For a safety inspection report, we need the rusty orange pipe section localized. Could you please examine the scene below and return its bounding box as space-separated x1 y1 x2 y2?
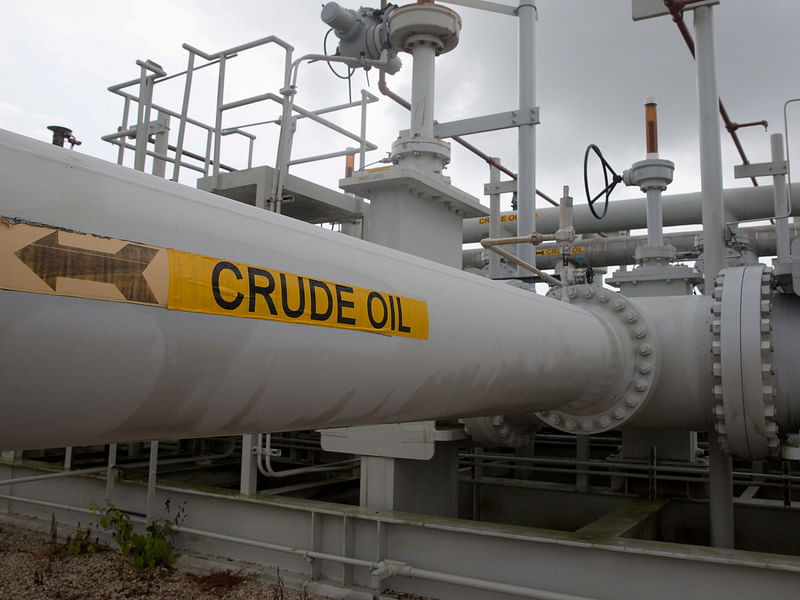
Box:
645 99 658 155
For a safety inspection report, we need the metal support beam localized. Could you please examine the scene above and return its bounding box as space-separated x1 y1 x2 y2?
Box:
694 4 733 549
516 2 537 273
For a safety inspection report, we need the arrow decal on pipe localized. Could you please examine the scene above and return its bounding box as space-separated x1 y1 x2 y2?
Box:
14 231 159 304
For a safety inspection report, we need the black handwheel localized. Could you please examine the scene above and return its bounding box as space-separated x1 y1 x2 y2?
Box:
583 144 623 220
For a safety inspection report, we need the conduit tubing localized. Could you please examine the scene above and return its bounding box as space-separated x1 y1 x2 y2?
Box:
0 129 621 451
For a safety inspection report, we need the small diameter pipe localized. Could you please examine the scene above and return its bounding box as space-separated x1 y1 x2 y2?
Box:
480 235 562 287
384 563 597 600
257 433 358 478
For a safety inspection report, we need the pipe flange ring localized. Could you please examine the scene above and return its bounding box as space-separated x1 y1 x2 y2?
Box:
711 265 778 458
537 286 657 435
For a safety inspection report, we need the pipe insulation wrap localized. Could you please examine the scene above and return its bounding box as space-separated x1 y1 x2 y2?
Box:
0 129 623 450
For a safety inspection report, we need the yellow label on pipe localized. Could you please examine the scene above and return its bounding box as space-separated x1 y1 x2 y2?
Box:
0 220 429 340
168 250 429 340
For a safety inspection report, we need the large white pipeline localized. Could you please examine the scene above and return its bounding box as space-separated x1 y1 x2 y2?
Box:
0 130 797 456
0 129 623 450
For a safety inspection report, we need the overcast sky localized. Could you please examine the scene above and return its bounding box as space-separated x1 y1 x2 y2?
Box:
2 1 798 214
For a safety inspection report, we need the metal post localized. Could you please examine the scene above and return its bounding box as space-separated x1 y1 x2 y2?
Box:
172 49 196 182
771 133 791 262
271 94 296 212
576 436 588 492
134 67 153 172
489 157 502 278
146 440 159 524
151 111 170 178
240 434 258 495
695 4 734 549
212 55 227 188
516 2 537 272
105 443 117 505
117 98 130 166
360 90 369 170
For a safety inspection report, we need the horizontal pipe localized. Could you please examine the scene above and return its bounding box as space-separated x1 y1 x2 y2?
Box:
0 129 624 450
462 183 800 242
464 223 800 270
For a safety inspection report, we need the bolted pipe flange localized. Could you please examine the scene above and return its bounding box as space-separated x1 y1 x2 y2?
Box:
711 265 778 459
536 285 658 435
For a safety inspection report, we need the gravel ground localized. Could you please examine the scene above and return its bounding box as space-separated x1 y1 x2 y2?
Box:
0 516 318 600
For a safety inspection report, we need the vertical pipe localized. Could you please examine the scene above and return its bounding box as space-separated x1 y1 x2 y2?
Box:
517 2 537 272
646 189 664 247
695 6 725 282
172 50 195 182
489 157 502 278
360 90 369 170
771 133 791 262
410 43 436 140
695 5 733 549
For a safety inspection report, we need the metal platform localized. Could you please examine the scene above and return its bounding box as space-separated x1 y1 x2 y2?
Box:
197 166 363 224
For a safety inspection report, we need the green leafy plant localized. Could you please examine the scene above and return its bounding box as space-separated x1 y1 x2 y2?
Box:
59 527 99 557
90 501 185 570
